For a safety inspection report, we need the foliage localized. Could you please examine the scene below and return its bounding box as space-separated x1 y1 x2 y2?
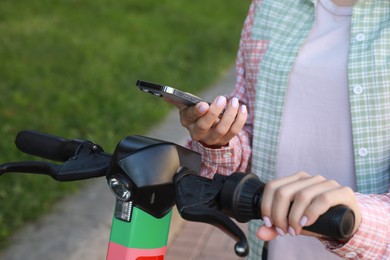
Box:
0 0 249 247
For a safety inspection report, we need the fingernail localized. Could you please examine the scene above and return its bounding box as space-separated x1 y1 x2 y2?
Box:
240 105 247 113
275 227 285 236
198 103 208 113
263 217 272 228
288 226 296 236
216 96 226 107
299 216 308 227
231 97 239 108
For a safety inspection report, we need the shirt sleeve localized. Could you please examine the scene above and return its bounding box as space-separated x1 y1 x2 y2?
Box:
185 0 259 178
187 127 252 178
320 192 390 259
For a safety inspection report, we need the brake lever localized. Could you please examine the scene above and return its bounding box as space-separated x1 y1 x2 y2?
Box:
174 167 249 257
55 141 111 181
0 161 60 178
0 141 111 181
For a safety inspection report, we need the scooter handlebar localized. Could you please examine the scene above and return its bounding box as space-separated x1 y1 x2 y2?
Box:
15 130 85 162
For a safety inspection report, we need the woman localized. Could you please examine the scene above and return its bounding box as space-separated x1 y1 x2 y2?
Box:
168 0 389 259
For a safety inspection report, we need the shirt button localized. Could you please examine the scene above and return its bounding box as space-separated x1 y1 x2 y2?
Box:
223 152 232 158
345 252 357 258
358 148 368 157
356 33 366 42
353 85 363 95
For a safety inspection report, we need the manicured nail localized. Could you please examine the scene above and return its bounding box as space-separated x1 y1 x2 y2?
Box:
198 103 208 113
263 217 272 228
240 105 247 113
216 96 226 107
299 216 308 227
288 226 296 236
231 97 239 108
275 227 285 236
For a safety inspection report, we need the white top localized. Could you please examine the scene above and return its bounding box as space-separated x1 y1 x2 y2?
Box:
271 0 355 259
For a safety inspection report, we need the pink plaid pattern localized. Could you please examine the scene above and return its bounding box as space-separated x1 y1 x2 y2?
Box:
321 192 390 259
189 0 264 178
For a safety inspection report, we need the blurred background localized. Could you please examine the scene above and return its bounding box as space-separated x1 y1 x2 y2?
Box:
0 0 249 249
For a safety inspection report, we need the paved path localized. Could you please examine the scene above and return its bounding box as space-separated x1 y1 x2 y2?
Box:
0 66 248 260
166 220 248 260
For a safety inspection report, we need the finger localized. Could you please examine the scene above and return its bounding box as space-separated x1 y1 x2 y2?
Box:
179 102 209 127
207 97 240 141
192 96 226 136
271 175 327 233
261 172 310 229
303 186 355 228
196 102 247 147
287 177 338 234
221 104 247 142
199 96 226 128
194 102 210 117
256 225 278 241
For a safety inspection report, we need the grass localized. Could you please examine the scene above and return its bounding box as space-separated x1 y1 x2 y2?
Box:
0 0 250 248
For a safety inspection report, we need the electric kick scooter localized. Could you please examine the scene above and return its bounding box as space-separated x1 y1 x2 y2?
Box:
0 130 355 259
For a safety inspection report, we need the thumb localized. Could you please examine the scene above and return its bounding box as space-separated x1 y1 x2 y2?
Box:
193 101 209 116
256 225 278 241
179 102 209 124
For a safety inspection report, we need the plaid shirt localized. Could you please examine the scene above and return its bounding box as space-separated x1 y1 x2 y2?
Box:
188 0 390 259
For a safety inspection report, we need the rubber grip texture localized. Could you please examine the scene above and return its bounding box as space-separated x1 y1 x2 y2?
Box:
15 130 84 162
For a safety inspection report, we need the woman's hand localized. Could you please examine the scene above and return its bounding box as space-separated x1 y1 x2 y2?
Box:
166 95 247 147
257 172 362 241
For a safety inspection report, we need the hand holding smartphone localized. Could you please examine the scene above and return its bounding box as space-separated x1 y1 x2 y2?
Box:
136 80 245 148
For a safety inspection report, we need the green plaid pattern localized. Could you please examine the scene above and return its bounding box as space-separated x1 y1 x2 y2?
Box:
347 1 390 194
248 0 390 259
251 0 315 184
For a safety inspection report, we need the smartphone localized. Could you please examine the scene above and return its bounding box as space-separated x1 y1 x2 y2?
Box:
136 80 203 106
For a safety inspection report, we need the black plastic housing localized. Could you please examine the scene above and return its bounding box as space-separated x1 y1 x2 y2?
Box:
107 135 201 219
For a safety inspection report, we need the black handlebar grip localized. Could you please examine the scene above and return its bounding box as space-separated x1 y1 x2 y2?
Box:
15 130 85 162
304 204 355 240
221 172 355 240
